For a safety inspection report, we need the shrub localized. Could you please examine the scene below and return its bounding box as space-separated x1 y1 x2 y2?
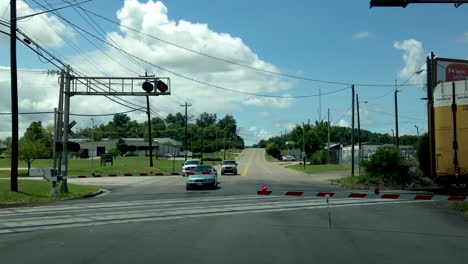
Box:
310 150 326 165
266 143 281 159
108 148 121 158
362 147 413 185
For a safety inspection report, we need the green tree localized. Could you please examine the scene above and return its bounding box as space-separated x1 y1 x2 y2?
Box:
112 113 131 127
196 112 217 128
22 121 53 158
19 139 47 175
266 142 281 159
116 138 128 155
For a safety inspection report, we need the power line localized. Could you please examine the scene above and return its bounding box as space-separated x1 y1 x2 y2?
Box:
28 12 350 99
80 7 424 88
360 106 425 121
16 0 93 20
0 107 144 116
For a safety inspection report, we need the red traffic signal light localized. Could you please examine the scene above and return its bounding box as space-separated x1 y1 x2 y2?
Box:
155 80 168 92
142 81 154 92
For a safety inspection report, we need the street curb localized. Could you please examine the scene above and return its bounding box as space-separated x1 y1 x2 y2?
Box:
80 188 107 198
0 189 109 209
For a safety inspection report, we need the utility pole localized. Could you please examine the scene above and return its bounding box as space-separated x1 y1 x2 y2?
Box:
302 122 306 168
10 0 18 192
50 108 58 197
351 84 355 177
146 95 154 167
223 132 226 160
319 88 322 121
91 118 95 171
395 79 400 149
200 126 204 163
190 128 193 153
356 94 361 176
56 69 65 189
414 125 419 137
61 65 71 193
327 108 331 164
181 102 191 161
215 127 218 158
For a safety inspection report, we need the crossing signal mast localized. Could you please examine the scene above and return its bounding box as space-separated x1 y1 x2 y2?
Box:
53 72 171 193
370 0 467 7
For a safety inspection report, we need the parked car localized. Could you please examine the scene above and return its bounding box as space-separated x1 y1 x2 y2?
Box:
221 160 238 175
0 153 8 159
163 153 173 158
282 155 296 161
186 165 218 190
182 159 201 175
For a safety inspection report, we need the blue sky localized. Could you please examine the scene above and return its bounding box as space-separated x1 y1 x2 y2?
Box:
1 0 467 145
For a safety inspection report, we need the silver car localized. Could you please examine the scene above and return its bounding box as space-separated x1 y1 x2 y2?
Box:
182 159 201 175
186 165 218 190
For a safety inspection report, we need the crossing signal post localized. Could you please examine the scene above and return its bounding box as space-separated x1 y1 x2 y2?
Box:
55 74 171 192
370 0 466 8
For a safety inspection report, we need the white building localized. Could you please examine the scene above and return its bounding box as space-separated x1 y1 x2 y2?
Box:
70 137 182 157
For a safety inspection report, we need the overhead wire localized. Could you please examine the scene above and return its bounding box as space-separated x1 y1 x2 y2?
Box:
79 7 424 88
0 107 144 116
36 8 351 98
31 0 167 116
5 24 148 112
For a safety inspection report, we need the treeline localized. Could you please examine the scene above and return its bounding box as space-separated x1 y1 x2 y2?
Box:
75 112 244 153
255 120 418 160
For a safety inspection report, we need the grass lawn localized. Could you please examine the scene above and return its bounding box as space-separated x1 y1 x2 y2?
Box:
0 180 100 205
0 149 244 177
287 164 351 174
453 202 468 217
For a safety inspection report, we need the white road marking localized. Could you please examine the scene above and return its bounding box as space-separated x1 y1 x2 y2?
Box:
0 195 425 234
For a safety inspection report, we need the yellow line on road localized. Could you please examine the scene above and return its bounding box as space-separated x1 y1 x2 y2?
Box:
242 162 251 177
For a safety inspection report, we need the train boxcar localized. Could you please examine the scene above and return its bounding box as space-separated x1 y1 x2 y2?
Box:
433 80 468 183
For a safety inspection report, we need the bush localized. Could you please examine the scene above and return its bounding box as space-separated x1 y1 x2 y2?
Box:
266 143 281 159
108 148 121 158
362 147 413 185
124 152 138 157
310 150 326 165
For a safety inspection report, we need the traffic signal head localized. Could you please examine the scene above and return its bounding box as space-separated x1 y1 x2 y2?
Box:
142 81 154 92
155 80 168 92
370 0 408 8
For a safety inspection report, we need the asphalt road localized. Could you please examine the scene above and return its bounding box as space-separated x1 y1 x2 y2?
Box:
1 148 467 264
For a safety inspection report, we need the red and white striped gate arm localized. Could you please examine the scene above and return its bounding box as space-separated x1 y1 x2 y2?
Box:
257 189 467 202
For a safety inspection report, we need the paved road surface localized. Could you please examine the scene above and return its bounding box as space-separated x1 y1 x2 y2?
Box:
1 148 467 264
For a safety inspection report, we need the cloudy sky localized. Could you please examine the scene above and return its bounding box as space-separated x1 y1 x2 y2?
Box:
0 0 467 145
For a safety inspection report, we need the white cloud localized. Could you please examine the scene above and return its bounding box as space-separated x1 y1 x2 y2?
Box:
393 39 426 85
244 96 295 108
458 32 468 43
335 119 349 127
256 129 274 140
0 0 71 47
352 31 375 40
0 0 296 138
248 126 257 132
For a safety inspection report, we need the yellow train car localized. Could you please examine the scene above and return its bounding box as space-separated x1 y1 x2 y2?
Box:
433 80 468 183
